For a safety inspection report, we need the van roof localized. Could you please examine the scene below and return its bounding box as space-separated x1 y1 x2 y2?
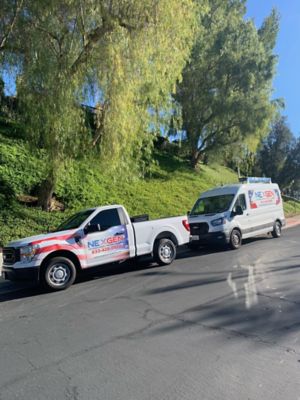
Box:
200 183 279 198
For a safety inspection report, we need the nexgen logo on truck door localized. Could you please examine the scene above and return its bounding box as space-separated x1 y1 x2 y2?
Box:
82 208 130 268
87 226 129 255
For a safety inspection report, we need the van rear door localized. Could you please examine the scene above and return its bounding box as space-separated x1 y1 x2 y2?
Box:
247 186 278 235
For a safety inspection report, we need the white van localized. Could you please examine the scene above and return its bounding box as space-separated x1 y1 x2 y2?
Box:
188 177 285 249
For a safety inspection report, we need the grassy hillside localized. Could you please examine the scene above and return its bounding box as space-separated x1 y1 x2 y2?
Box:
1 132 300 246
0 149 239 246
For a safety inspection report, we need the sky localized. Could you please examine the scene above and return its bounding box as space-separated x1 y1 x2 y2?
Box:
246 0 300 135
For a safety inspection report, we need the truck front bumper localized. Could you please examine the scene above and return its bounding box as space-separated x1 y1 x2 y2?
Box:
2 266 39 282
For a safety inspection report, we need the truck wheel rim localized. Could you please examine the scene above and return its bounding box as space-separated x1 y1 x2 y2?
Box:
48 264 71 286
159 244 174 262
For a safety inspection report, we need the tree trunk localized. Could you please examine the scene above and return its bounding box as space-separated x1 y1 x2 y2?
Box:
37 174 55 211
190 149 201 170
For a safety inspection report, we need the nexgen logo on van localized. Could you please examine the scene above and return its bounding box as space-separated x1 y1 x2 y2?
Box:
248 189 280 208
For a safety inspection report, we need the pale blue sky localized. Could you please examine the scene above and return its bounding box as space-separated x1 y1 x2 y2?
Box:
246 0 300 135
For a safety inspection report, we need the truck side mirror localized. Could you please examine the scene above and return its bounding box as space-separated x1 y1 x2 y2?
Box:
187 211 190 216
84 223 101 235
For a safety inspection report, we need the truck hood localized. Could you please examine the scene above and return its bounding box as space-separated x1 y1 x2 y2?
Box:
7 229 78 248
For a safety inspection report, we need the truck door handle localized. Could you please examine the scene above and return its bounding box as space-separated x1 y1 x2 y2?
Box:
114 232 123 236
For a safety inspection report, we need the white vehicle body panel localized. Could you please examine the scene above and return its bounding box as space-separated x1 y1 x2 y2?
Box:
2 205 189 279
189 183 285 244
133 216 190 256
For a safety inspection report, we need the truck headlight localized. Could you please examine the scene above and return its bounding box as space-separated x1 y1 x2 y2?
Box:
211 217 226 227
20 245 39 262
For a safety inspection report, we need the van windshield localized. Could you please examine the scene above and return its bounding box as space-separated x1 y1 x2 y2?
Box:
191 194 235 216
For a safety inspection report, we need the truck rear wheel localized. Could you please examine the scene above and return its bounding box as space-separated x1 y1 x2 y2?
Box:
154 238 176 266
41 257 76 291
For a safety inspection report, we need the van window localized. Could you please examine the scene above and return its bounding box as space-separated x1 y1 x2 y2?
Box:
233 194 247 212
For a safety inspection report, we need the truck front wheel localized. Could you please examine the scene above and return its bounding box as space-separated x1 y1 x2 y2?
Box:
41 257 76 291
154 238 176 266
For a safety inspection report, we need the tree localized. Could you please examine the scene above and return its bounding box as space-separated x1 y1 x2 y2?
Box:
2 0 197 209
257 116 294 184
279 138 300 191
175 0 279 168
0 0 24 53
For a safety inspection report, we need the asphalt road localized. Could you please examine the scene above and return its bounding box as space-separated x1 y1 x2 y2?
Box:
1 228 300 400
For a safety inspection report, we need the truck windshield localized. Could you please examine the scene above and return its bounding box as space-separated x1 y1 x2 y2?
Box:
55 209 95 232
191 194 235 216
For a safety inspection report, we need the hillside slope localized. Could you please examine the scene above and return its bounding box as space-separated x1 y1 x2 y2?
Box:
0 135 299 246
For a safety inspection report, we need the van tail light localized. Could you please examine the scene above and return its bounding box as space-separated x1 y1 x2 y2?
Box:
182 219 190 232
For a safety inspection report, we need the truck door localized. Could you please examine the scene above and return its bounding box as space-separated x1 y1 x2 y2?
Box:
82 208 131 268
231 193 250 235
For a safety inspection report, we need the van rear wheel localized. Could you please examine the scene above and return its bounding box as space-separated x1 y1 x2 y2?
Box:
229 229 242 250
272 221 281 238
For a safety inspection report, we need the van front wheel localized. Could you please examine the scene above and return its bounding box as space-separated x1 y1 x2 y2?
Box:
229 229 242 250
272 221 281 238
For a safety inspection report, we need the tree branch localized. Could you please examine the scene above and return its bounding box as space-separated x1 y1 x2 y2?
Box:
70 9 141 76
0 0 24 51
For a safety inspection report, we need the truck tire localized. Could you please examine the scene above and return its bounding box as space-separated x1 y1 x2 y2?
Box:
271 221 281 238
41 256 76 291
154 238 176 266
229 229 242 250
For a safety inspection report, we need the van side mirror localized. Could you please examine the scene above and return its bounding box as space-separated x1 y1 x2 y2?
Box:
235 205 244 216
84 224 101 234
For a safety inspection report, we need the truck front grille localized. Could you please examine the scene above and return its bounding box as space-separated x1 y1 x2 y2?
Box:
190 223 209 235
3 247 20 265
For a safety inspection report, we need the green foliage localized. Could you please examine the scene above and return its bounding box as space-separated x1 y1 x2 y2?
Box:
0 134 46 195
0 148 238 246
282 197 300 217
176 0 279 167
257 116 294 185
0 203 66 246
0 137 298 246
2 0 198 208
279 138 300 190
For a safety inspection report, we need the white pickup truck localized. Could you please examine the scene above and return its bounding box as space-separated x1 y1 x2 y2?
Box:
2 205 190 290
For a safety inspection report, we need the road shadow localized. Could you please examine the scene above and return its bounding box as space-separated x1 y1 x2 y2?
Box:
142 259 300 347
0 258 161 302
0 234 286 303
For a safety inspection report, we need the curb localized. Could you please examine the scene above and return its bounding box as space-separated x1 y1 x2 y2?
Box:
285 216 300 229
